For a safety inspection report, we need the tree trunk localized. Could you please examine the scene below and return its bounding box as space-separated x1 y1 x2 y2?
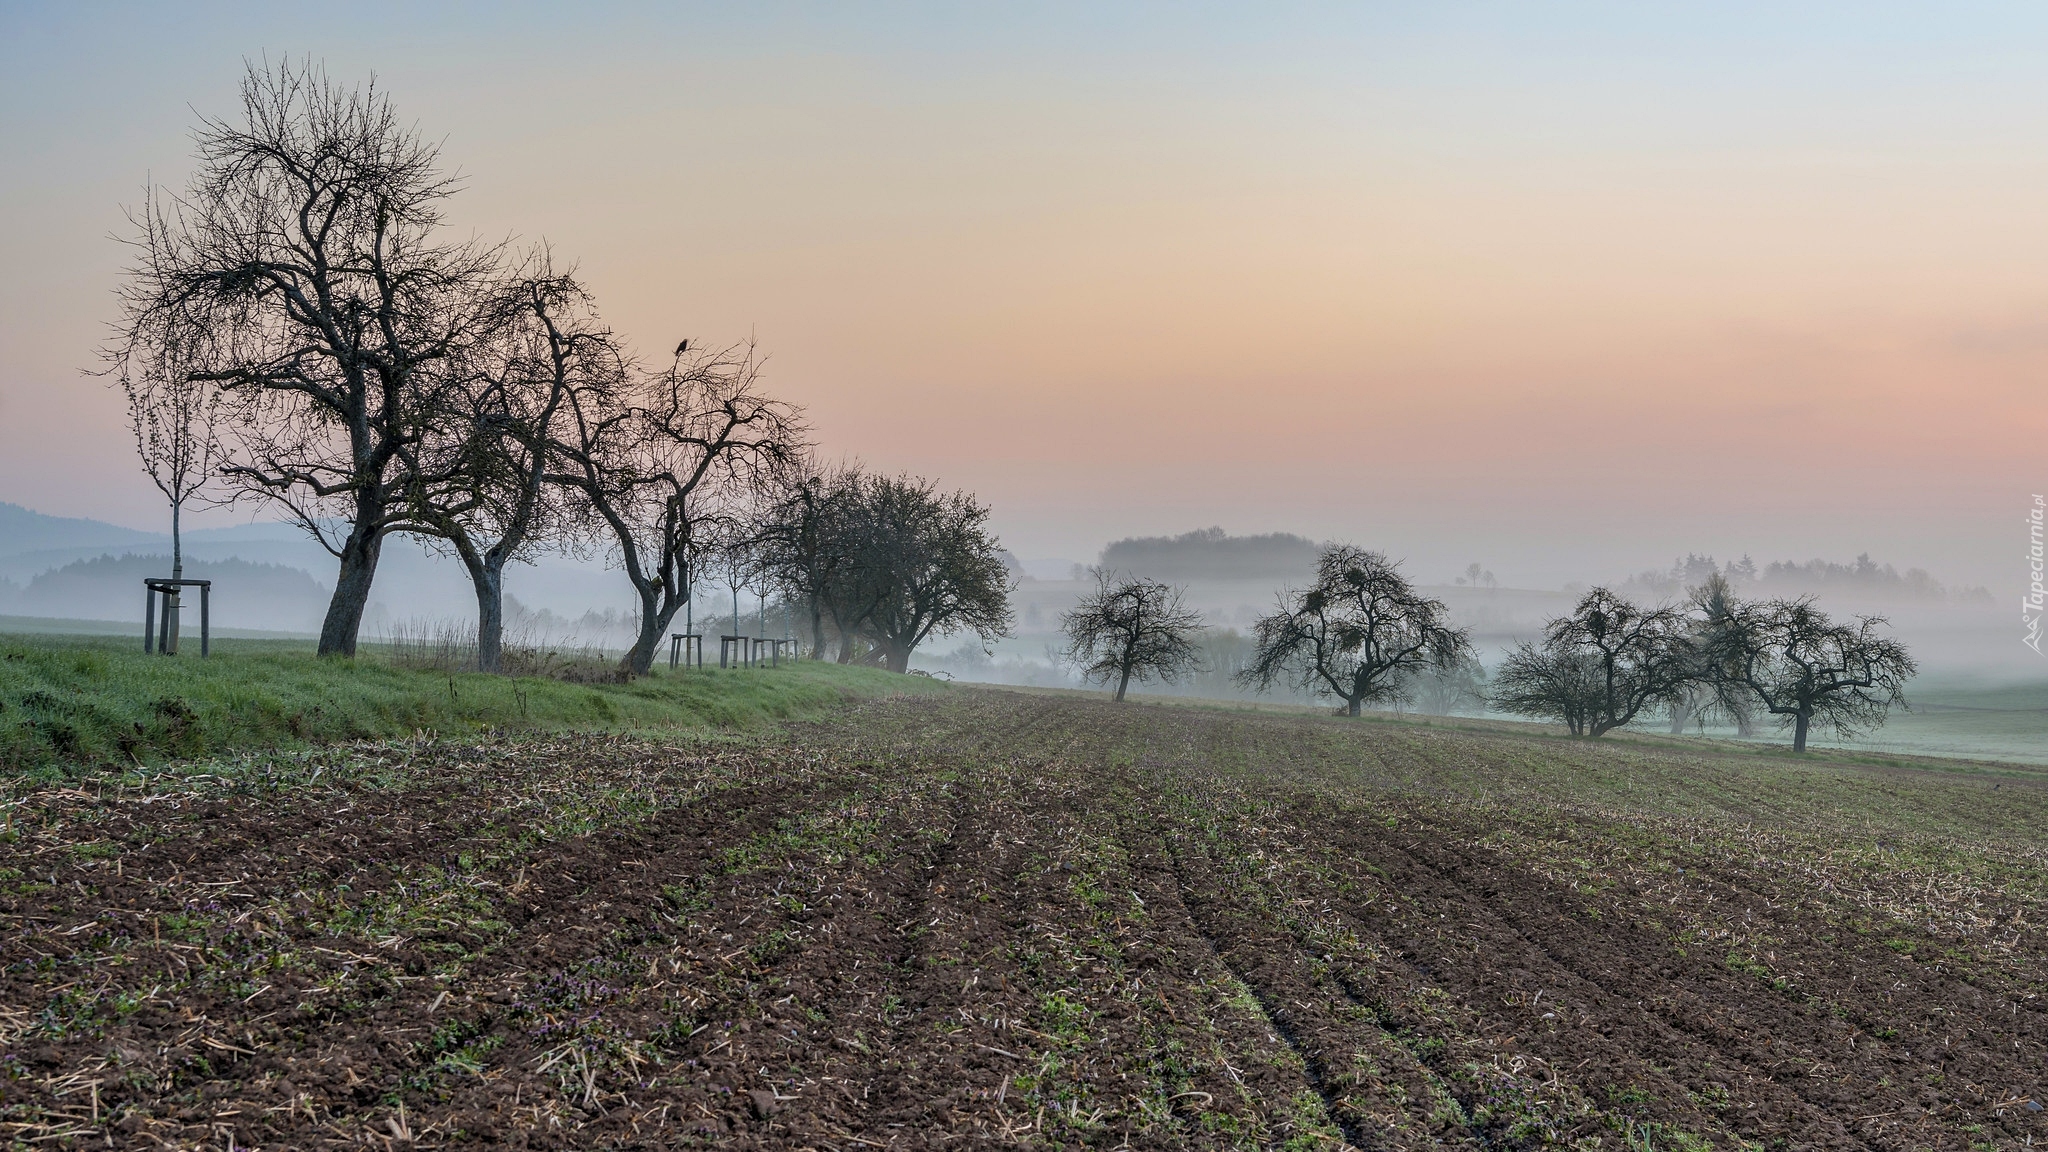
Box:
1668 698 1691 734
1115 664 1133 703
1346 697 1362 717
884 642 912 674
810 605 826 660
318 525 383 657
474 565 505 674
622 595 685 679
1792 711 1810 752
166 501 183 655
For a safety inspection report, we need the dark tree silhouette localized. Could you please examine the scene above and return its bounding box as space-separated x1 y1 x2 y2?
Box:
1490 588 1696 737
1059 568 1204 702
852 476 1014 674
548 342 805 677
1489 643 1602 734
1704 595 1916 752
756 463 864 659
1239 545 1470 716
411 259 619 672
110 60 501 656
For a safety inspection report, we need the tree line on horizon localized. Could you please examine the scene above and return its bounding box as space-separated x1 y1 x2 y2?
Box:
1620 551 1992 604
105 61 1011 676
1092 529 1985 607
1063 547 1914 753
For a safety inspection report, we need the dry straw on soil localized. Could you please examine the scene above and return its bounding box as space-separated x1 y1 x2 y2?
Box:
1 690 2044 1149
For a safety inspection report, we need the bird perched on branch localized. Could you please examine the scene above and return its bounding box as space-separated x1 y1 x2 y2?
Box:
674 339 690 356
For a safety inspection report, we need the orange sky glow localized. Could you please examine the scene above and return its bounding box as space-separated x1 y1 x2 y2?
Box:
2 4 2043 587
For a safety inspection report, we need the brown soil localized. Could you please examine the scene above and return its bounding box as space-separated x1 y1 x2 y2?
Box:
2 693 2044 1149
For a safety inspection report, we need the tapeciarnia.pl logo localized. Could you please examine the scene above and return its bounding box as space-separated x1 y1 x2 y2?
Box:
2028 494 2046 655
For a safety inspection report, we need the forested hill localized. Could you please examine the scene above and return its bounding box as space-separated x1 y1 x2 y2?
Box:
0 502 158 559
1099 527 1321 582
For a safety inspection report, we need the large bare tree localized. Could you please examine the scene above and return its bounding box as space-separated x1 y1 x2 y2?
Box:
1239 545 1471 716
410 261 619 672
1490 589 1697 737
549 343 805 677
110 60 500 655
1060 568 1204 702
1704 595 1915 752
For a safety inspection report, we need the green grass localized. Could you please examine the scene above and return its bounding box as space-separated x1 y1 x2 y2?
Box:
0 632 941 777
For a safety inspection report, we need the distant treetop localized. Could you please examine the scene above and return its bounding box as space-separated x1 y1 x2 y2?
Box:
1100 527 1321 582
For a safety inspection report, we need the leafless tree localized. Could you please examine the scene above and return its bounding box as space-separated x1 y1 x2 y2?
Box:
1490 588 1696 736
410 259 618 672
108 60 501 655
1489 643 1603 734
1703 595 1916 752
1240 546 1471 716
548 342 805 678
107 312 226 649
1060 568 1204 702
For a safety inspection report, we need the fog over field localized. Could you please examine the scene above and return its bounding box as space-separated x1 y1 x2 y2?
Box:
9 12 2048 1148
4 495 2042 761
2 4 2044 748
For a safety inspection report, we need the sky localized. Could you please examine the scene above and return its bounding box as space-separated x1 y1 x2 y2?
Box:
3 2 2045 591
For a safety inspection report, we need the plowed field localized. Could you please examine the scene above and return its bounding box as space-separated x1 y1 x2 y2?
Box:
4 688 2046 1149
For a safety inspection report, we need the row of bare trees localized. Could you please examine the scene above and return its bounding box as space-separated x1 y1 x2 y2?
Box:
1492 577 1916 751
1056 547 1470 713
1059 544 1914 753
107 61 1010 678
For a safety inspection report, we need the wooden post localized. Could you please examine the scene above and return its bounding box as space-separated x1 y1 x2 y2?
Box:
144 585 156 654
199 583 210 657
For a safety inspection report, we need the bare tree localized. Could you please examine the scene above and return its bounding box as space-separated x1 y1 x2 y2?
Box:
1240 545 1471 716
109 60 500 655
1489 643 1603 734
549 342 804 677
1490 589 1696 736
1704 595 1915 752
108 313 225 650
1060 568 1204 702
851 476 1014 674
410 260 618 672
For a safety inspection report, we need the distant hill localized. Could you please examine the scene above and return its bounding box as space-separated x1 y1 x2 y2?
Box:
0 502 158 559
8 554 329 633
1100 527 1321 582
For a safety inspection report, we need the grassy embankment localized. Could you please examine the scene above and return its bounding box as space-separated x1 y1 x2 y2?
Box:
0 632 938 776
